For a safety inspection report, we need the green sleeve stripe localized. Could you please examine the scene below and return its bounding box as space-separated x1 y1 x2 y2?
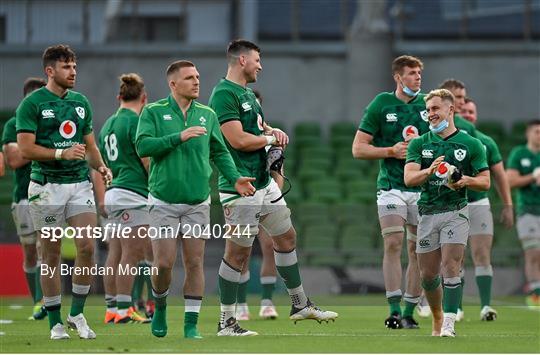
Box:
146 102 169 109
405 159 418 164
16 129 35 134
478 167 489 172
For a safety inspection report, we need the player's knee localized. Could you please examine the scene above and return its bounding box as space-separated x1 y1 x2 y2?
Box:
421 275 441 291
260 207 292 237
183 254 204 272
154 256 174 270
441 259 461 277
76 242 94 260
384 236 403 254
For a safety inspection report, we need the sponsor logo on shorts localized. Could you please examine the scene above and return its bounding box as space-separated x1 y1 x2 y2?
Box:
419 239 430 248
454 149 466 161
481 222 487 230
75 106 85 119
422 149 434 158
402 125 418 140
59 120 76 139
121 212 130 222
42 109 55 119
386 204 396 210
242 102 252 112
447 230 454 238
224 207 231 217
44 215 57 224
385 113 397 122
86 199 94 207
255 212 261 220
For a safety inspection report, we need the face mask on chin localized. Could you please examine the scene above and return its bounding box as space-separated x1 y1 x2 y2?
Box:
429 119 449 134
400 79 421 98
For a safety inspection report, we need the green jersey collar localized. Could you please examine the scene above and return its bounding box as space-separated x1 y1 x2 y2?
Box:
167 95 196 120
221 78 247 91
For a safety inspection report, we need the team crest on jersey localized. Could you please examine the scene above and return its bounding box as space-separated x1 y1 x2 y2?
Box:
75 106 85 119
257 113 264 131
59 120 76 139
199 117 206 126
402 125 418 140
420 110 428 122
242 102 252 112
454 149 466 161
386 113 397 122
521 158 531 167
42 109 55 119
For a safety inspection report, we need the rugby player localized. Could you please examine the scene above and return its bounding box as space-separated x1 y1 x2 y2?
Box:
461 97 514 320
98 73 151 324
506 119 540 308
209 39 337 336
16 44 112 340
405 89 490 337
353 55 427 329
136 60 256 339
2 77 47 320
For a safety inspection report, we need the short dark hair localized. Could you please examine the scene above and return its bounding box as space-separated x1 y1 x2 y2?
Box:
166 60 195 78
391 55 423 75
526 119 540 129
118 73 144 102
439 79 466 91
464 97 475 104
227 39 260 63
42 44 76 69
23 77 46 96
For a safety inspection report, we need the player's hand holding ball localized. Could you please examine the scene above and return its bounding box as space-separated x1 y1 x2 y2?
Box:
181 126 207 142
62 143 86 160
427 156 445 175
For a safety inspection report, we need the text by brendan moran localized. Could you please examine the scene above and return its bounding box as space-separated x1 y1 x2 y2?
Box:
40 264 158 278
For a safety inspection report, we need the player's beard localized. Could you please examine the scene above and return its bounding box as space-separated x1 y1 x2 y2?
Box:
55 76 75 90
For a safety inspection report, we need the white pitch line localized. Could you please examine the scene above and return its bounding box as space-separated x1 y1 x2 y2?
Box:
0 320 13 324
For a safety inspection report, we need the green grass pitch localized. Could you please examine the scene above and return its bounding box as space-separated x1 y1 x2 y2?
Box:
1 295 539 353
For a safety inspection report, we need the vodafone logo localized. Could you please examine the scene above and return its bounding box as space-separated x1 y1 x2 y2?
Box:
59 120 76 139
435 162 449 179
402 125 418 140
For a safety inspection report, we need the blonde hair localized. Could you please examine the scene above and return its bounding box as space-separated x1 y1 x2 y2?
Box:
424 89 455 104
118 73 144 101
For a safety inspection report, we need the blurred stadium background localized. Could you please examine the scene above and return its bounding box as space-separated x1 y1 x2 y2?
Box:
0 0 539 299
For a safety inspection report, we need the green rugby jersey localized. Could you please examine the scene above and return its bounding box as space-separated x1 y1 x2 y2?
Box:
209 78 269 192
467 131 502 203
2 117 31 202
99 108 148 198
406 130 488 215
507 145 540 216
454 114 477 137
358 92 430 192
136 95 241 205
15 87 93 184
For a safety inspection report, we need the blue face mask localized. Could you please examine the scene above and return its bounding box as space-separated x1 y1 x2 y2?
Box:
401 81 421 97
429 119 449 133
